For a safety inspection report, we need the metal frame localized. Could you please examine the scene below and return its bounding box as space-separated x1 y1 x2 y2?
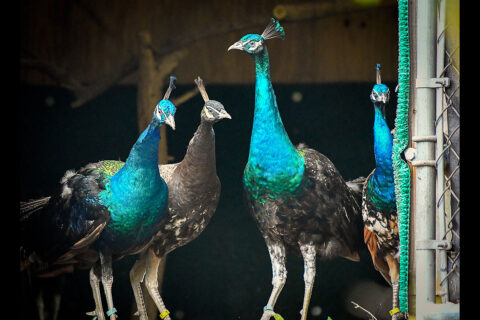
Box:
410 0 459 319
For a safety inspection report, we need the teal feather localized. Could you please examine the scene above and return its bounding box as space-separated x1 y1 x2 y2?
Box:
366 86 396 212
243 45 305 203
97 100 175 251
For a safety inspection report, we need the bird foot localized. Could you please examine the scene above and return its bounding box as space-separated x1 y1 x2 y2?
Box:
132 309 149 320
260 309 277 320
86 310 106 320
299 308 305 320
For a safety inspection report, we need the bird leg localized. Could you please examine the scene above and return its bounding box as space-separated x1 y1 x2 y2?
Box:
50 275 65 320
35 288 45 320
385 254 404 320
143 248 171 320
299 243 316 320
130 252 149 320
51 287 62 320
260 241 287 320
86 263 106 320
99 250 118 320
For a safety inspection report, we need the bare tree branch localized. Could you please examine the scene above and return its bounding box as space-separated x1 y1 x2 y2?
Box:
351 301 378 320
171 87 199 107
21 58 84 90
21 15 270 108
73 0 118 40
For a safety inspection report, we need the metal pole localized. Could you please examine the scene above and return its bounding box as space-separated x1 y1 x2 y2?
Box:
435 0 449 304
415 1 437 319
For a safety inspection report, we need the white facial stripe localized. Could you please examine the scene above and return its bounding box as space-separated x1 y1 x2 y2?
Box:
249 41 262 51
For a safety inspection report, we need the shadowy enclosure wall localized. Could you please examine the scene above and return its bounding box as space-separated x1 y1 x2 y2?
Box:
21 0 398 86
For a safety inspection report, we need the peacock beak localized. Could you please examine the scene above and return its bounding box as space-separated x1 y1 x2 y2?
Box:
219 110 232 120
228 41 243 52
164 115 176 130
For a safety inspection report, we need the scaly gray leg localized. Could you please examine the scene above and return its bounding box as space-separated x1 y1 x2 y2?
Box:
86 263 106 320
144 248 171 320
35 288 45 320
130 252 149 320
51 290 62 320
299 243 316 320
99 250 118 320
260 240 287 320
392 281 401 319
385 254 404 320
51 275 65 320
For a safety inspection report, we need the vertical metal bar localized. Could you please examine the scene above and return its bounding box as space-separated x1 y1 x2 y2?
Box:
435 0 449 304
415 1 437 319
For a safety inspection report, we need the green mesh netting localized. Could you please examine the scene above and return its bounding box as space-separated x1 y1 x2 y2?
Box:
393 0 410 312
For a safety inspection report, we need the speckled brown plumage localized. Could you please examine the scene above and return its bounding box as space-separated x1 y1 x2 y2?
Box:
361 169 400 273
151 120 221 257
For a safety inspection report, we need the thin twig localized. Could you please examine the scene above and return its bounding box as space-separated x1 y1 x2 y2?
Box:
351 301 378 320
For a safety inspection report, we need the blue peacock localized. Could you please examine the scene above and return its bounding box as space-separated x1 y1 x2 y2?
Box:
361 65 405 320
228 18 363 320
20 77 178 320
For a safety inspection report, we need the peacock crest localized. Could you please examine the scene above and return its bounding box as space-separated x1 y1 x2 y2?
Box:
261 18 285 40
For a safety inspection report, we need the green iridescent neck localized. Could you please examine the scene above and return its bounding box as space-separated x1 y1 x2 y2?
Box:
244 47 305 200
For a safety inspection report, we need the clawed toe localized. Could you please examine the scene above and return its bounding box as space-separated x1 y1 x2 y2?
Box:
132 309 149 320
86 310 105 320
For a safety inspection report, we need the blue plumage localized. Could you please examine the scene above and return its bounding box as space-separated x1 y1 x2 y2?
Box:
20 78 178 320
229 19 363 320
362 65 405 319
98 102 173 251
367 105 396 212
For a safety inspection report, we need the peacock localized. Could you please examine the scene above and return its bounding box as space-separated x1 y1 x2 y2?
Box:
228 18 363 320
129 77 231 320
20 77 178 320
362 65 405 320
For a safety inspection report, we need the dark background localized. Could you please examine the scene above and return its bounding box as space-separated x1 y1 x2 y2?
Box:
20 81 397 320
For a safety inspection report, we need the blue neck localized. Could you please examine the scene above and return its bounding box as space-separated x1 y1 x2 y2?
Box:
110 120 163 198
368 106 396 210
245 48 304 195
100 118 168 224
372 107 393 178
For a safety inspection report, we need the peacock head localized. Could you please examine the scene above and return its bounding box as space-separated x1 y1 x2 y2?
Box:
154 76 177 130
228 18 285 55
194 77 231 124
370 64 390 111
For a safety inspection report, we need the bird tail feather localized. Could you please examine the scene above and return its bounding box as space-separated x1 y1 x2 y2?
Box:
20 197 51 222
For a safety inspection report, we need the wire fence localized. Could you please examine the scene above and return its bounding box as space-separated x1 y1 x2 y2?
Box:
436 11 460 303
